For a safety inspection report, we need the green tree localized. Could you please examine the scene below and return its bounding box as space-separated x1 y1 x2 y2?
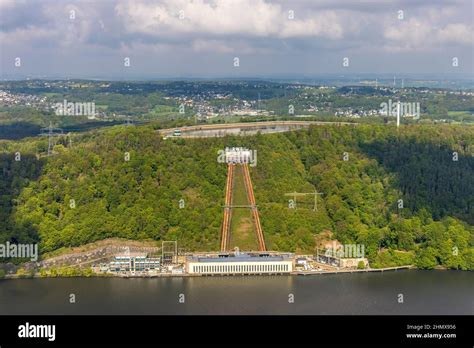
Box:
415 247 438 269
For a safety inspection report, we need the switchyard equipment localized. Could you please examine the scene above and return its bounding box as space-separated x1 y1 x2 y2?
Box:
161 241 178 264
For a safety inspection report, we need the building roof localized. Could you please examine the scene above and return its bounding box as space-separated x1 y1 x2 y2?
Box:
114 252 148 259
190 253 286 263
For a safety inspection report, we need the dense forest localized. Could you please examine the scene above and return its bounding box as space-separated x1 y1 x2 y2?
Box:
0 124 472 269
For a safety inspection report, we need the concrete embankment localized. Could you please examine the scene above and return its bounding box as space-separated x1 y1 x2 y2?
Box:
293 265 414 276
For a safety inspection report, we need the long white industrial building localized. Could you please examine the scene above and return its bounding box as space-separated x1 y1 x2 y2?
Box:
186 252 293 275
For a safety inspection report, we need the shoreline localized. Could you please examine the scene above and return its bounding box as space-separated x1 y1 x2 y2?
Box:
6 265 471 281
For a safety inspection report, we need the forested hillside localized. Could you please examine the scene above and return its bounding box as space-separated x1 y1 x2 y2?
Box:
0 124 472 269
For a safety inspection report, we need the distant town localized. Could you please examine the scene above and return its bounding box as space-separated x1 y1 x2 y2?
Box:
1 80 473 127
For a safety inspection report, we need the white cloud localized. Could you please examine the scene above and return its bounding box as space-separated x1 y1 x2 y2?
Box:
0 0 24 10
279 12 344 39
437 23 472 45
384 18 473 51
1 0 472 76
191 38 271 54
115 0 346 39
0 27 57 46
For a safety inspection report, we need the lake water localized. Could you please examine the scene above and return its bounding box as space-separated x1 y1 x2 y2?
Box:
0 270 472 315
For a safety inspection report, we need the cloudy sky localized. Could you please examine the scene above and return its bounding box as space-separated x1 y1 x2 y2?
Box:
0 0 472 79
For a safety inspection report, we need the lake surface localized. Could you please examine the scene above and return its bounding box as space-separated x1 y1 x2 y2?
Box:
0 270 472 315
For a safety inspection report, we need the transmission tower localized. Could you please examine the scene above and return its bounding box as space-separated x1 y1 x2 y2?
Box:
284 189 324 211
124 115 134 126
67 132 73 148
40 122 64 156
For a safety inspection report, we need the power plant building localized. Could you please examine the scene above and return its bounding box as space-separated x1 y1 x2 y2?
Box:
186 252 293 275
108 253 161 273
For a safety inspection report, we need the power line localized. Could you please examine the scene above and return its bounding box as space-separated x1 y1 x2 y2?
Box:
39 122 63 156
284 190 324 211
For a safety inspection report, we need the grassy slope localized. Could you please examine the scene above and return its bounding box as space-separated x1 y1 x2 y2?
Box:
229 165 258 251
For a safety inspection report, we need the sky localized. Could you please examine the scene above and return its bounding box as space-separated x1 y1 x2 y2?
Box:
0 0 473 79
